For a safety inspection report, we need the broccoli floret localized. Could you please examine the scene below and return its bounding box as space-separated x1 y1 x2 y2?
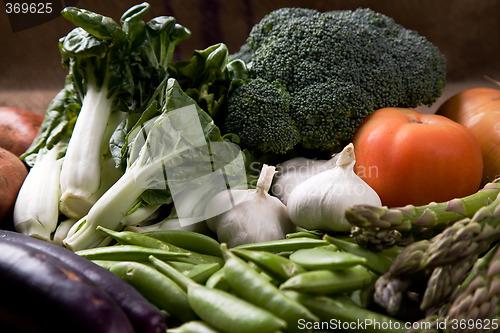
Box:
226 7 446 154
225 77 300 154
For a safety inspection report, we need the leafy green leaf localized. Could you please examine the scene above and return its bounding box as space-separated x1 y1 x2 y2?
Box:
61 6 126 41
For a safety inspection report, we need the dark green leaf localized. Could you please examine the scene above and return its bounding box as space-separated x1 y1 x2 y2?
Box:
61 7 126 41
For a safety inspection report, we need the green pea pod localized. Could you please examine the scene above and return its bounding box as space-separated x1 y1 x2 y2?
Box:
186 263 221 284
205 267 231 291
143 230 222 257
98 226 171 250
109 261 196 323
169 321 221 333
149 256 193 292
98 227 223 266
324 235 393 274
289 245 367 271
167 260 197 273
285 291 407 333
151 257 221 292
231 248 306 283
279 266 373 295
222 245 319 332
90 260 122 270
350 273 377 308
233 237 328 252
187 283 287 333
75 244 190 262
286 230 323 239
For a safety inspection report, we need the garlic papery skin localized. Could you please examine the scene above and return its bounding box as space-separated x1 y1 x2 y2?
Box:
205 164 296 247
272 155 339 205
286 143 381 232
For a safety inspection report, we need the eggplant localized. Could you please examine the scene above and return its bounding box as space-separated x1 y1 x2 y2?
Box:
0 230 166 333
0 240 134 333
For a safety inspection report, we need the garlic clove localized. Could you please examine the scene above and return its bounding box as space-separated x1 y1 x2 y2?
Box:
272 154 339 205
286 143 381 232
205 164 296 247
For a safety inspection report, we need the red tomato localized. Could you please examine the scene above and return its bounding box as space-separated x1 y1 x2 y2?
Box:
351 107 483 207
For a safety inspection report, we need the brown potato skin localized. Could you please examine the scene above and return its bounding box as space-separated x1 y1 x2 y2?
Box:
0 147 28 223
0 107 44 156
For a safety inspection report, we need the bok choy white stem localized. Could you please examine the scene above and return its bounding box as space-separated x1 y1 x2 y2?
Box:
59 71 115 218
64 79 240 251
13 144 65 241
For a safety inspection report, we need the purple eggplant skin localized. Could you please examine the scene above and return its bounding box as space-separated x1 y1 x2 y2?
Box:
0 230 166 333
0 240 134 333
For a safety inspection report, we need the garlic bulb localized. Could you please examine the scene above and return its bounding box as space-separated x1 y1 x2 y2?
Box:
205 164 295 247
286 143 381 232
272 155 339 205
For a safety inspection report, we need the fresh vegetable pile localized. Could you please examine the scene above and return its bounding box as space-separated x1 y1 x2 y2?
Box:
2 2 500 333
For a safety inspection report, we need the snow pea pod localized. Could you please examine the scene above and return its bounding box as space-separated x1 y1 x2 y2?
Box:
289 245 367 271
150 257 286 333
166 260 197 273
149 256 195 292
98 226 224 265
75 244 190 262
222 245 319 332
143 229 223 257
110 261 197 323
285 291 407 333
286 230 323 239
231 248 306 283
324 235 393 274
279 266 373 295
98 226 171 250
233 237 328 252
188 283 287 333
205 266 231 291
185 262 221 284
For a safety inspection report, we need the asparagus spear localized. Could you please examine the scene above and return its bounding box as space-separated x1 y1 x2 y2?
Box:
347 182 500 250
374 195 500 315
445 245 500 329
420 255 478 312
408 245 500 333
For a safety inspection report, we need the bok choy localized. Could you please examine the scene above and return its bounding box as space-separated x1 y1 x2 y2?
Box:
63 79 247 251
57 3 190 219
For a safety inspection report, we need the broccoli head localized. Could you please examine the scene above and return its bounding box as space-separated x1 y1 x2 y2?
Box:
225 7 446 154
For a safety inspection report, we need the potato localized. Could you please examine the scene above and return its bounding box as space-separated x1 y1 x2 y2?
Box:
0 147 28 223
0 107 44 156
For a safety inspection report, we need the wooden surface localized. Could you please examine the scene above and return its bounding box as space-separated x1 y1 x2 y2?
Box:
1 0 499 115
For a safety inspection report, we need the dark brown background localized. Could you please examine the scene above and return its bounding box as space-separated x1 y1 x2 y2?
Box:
1 0 499 115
